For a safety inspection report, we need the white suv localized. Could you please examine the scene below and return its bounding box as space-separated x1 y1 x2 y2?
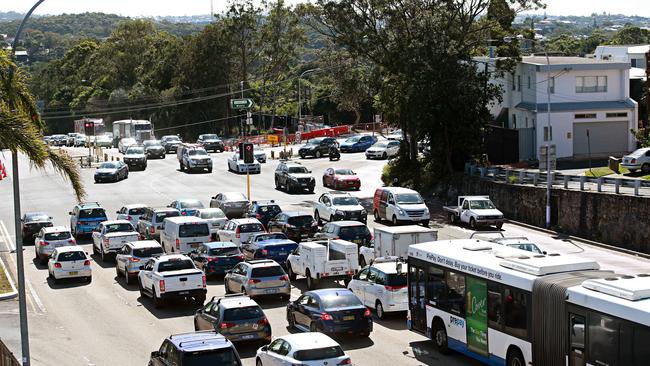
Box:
217 218 266 246
34 226 76 264
347 257 408 319
313 192 367 225
256 332 351 366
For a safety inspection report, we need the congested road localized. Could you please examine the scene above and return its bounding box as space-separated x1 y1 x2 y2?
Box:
1 142 648 366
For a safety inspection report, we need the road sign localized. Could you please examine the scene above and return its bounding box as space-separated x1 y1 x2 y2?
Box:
539 145 557 172
267 135 278 145
230 98 254 110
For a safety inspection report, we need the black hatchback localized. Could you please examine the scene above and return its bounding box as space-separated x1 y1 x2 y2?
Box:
314 221 372 248
246 201 282 229
21 212 53 244
267 212 318 242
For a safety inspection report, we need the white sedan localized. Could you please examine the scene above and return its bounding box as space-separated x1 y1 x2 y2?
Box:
227 153 261 174
256 332 352 366
118 137 137 153
365 140 400 159
48 246 92 284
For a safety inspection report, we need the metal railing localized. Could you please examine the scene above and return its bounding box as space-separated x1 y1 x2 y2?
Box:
0 339 20 366
465 163 650 196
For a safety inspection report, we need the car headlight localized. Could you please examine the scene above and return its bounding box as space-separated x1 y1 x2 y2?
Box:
361 209 367 215
423 208 429 215
397 209 405 216
335 210 345 216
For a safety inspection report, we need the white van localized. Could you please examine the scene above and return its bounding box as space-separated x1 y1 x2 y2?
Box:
160 216 211 254
372 187 430 226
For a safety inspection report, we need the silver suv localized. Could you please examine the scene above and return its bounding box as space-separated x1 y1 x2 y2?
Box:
194 295 272 344
224 260 290 300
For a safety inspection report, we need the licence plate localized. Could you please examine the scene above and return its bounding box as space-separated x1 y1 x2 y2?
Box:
278 252 287 256
179 291 189 295
190 243 200 248
331 271 340 275
265 288 278 294
69 271 78 275
241 334 255 340
331 267 344 271
343 315 355 321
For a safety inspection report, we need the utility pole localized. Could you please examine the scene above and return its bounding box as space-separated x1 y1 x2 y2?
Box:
544 50 553 229
9 2 46 365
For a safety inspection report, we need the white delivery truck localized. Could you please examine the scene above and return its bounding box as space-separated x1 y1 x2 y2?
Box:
286 239 359 290
358 225 437 267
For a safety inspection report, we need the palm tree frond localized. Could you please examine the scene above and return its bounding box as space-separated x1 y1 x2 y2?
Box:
46 148 86 201
0 110 48 166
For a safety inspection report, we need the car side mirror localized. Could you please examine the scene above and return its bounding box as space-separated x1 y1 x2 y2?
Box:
543 251 548 255
308 170 312 173
150 351 160 358
388 200 395 205
116 211 120 214
139 266 145 270
68 211 73 215
260 346 269 352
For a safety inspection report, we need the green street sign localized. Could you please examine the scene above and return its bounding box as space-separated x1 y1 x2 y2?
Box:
230 98 254 110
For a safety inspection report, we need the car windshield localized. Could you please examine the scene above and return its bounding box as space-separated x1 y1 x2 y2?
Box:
223 306 264 321
189 149 208 156
387 272 408 287
334 169 354 175
165 136 181 142
224 193 247 201
373 142 388 148
44 231 71 241
96 135 110 141
321 293 362 308
288 166 309 174
182 349 241 366
258 205 281 217
158 259 195 272
287 216 314 226
99 163 117 169
251 266 285 277
105 223 133 233
306 139 323 145
180 200 204 209
57 251 86 261
202 134 219 140
126 147 144 154
255 233 287 241
238 223 265 233
179 224 210 237
128 207 145 215
143 140 162 147
26 213 49 222
201 211 225 219
395 193 423 204
132 247 164 257
345 136 361 142
209 247 241 256
338 225 370 238
469 200 495 210
79 208 106 219
332 197 359 206
293 346 345 361
155 211 180 222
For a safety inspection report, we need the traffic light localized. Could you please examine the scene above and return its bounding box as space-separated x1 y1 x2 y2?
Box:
243 143 254 164
84 121 95 136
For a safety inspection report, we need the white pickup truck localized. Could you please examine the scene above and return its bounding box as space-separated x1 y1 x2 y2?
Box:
137 254 206 308
286 240 359 290
358 225 437 267
443 195 505 230
91 220 140 262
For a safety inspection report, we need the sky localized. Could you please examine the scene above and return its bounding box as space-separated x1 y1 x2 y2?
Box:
3 0 650 18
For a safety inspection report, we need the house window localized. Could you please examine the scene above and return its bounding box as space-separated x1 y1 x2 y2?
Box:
525 117 529 127
512 114 517 129
527 76 531 89
549 77 555 94
576 76 607 93
606 112 628 118
517 75 521 91
544 126 553 141
575 113 597 119
512 74 516 90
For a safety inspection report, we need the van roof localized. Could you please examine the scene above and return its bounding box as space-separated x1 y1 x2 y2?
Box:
376 187 417 194
164 216 208 224
373 225 435 234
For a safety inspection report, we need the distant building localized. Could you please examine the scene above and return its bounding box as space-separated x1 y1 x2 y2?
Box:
594 44 649 77
478 56 638 161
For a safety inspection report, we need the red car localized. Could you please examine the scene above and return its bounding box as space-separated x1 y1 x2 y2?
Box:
322 168 361 190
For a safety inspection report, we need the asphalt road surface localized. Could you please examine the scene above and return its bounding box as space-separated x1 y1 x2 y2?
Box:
1 145 648 366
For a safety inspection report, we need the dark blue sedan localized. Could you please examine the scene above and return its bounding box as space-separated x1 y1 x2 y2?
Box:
189 242 245 277
286 289 373 337
241 233 297 263
339 135 377 153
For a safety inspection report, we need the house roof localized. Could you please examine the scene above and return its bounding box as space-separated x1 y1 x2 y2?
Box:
521 56 630 72
515 100 637 113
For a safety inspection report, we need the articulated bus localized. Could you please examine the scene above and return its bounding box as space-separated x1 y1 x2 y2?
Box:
407 239 650 366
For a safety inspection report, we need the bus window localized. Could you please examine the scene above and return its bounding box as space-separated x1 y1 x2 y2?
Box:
503 287 528 338
445 271 465 316
587 312 618 366
632 326 650 365
487 282 503 329
426 267 445 305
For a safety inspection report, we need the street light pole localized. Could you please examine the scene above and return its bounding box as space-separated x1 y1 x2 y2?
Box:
10 2 46 365
545 51 552 229
297 68 319 123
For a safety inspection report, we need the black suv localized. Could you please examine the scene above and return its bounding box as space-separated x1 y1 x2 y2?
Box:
246 200 282 228
298 137 338 159
197 134 225 153
274 161 315 193
149 331 242 366
267 211 318 242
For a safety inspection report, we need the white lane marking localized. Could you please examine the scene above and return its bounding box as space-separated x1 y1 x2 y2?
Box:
26 280 46 314
0 220 15 251
83 356 96 366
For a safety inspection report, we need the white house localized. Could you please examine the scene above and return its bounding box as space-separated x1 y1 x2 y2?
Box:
480 56 638 161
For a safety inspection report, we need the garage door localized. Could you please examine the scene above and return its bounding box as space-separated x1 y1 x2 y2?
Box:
573 121 628 156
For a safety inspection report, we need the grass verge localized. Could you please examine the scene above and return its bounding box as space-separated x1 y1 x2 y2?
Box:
583 164 650 180
0 262 13 294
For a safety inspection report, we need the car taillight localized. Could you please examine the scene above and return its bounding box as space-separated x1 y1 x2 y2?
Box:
54 263 62 268
322 272 329 277
39 241 48 246
384 285 406 292
129 257 140 262
159 279 166 293
258 317 269 325
219 322 235 329
202 275 206 288
279 275 289 281
248 278 261 284
83 260 91 266
235 227 241 238
320 313 333 321
364 308 372 317
237 254 245 260
68 238 76 244
261 249 268 256
175 239 180 249
338 358 352 365
150 226 155 234
207 257 218 262
631 158 637 164
127 215 132 221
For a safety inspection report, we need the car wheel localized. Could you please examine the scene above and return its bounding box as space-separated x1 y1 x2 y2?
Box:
124 270 130 285
153 288 164 308
376 300 386 319
194 319 199 331
322 178 327 187
421 220 429 227
115 265 121 278
287 310 296 328
256 358 263 366
207 168 212 173
374 210 381 222
86 276 92 283
392 215 399 226
449 213 457 224
306 270 318 290
433 320 450 354
92 244 98 255
469 217 477 230
48 269 53 279
180 162 184 172
275 177 280 189
315 150 322 158
642 163 650 174
241 287 247 296
287 264 297 281
314 211 322 225
39 255 47 265
382 152 387 159
195 294 206 305
496 222 504 230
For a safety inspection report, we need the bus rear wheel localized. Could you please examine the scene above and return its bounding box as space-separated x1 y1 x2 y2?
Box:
507 348 525 366
432 320 450 355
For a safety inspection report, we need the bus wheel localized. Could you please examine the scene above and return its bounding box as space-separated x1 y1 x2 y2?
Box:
507 348 525 366
432 320 450 355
